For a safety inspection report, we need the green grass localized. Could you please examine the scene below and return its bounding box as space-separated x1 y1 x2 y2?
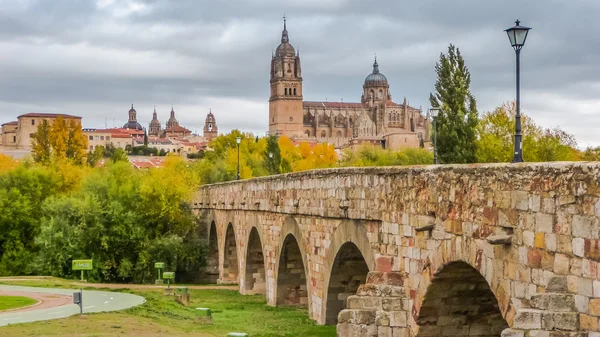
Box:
0 278 337 337
0 295 38 311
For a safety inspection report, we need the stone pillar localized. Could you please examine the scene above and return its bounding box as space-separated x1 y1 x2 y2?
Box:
502 276 595 337
337 271 409 337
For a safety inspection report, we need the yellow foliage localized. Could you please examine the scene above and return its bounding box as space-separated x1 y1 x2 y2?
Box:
31 116 88 165
0 155 19 173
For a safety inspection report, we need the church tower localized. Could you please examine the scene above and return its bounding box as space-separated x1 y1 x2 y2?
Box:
149 107 161 136
268 17 303 137
203 109 218 141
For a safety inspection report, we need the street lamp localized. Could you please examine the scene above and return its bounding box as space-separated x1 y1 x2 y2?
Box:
429 108 440 164
236 136 242 180
268 152 273 175
505 20 531 163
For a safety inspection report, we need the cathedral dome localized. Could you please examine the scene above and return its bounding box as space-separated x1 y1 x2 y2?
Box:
275 17 296 57
364 58 388 86
123 121 143 130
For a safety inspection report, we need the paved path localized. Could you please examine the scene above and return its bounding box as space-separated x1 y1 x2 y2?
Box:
0 285 145 326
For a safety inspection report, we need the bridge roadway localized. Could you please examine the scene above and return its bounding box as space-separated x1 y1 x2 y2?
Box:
0 285 145 326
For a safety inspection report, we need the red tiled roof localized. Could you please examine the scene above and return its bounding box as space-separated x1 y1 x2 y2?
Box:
164 125 191 133
1 121 17 126
111 133 131 139
303 101 364 108
18 113 81 119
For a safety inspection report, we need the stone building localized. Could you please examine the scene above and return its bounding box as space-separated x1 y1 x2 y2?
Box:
268 19 430 150
1 113 82 150
148 107 161 136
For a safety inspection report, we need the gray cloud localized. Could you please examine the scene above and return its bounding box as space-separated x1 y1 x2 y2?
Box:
0 0 599 147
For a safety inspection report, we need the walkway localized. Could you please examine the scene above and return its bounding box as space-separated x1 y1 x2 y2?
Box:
0 285 145 326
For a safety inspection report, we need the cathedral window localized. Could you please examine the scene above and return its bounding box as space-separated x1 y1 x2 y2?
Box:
337 130 342 137
378 89 383 98
321 130 326 138
284 88 288 95
293 88 297 96
305 130 310 137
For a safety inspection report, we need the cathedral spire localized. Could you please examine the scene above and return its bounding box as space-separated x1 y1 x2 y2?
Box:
373 55 379 74
281 14 289 43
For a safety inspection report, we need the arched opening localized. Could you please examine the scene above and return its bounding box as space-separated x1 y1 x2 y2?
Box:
325 242 369 325
305 130 310 137
204 221 219 283
320 130 327 138
417 261 508 337
293 88 297 95
336 130 342 137
276 234 308 307
222 223 239 284
244 227 266 295
284 88 288 95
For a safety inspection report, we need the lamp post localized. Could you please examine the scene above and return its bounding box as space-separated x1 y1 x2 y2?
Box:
236 136 241 180
268 152 273 175
505 20 531 163
429 108 440 164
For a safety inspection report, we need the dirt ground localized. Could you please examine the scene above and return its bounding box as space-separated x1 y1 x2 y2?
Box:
0 291 71 313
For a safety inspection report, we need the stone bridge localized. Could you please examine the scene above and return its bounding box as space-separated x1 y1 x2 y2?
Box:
193 163 600 336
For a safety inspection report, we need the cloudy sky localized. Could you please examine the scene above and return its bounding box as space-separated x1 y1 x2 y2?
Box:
1 0 599 147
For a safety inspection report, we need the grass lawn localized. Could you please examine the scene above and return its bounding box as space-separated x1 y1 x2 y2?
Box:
0 278 336 337
0 295 38 311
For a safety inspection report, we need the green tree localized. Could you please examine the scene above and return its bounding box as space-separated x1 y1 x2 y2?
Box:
430 44 478 164
87 146 105 167
264 135 281 175
143 130 148 146
111 148 128 163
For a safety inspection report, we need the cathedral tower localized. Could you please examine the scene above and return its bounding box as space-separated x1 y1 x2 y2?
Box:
149 107 161 136
268 17 303 137
203 109 218 141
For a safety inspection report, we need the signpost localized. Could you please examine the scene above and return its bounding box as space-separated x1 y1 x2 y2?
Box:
72 259 93 281
163 272 175 288
155 262 165 284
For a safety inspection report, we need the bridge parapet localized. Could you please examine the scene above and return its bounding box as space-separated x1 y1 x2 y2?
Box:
195 162 600 335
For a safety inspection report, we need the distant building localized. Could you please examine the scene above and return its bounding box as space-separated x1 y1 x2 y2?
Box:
122 104 144 131
1 113 82 150
203 110 218 142
268 18 430 150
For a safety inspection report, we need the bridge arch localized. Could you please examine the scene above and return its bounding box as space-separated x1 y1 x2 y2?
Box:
221 222 239 284
416 261 508 336
413 237 516 333
205 220 219 283
323 220 376 325
274 216 311 313
244 226 266 295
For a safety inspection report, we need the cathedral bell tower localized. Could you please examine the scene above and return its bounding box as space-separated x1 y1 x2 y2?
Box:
268 16 303 137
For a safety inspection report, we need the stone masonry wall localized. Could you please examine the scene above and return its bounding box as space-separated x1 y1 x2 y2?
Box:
194 162 600 335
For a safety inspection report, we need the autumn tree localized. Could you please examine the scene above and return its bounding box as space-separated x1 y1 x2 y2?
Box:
430 44 478 164
476 101 582 163
31 117 88 165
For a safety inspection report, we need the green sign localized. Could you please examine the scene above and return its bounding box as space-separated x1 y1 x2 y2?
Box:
163 272 175 280
154 262 165 269
72 259 93 271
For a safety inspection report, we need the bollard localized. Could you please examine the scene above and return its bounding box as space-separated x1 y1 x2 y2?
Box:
195 307 212 324
227 333 248 337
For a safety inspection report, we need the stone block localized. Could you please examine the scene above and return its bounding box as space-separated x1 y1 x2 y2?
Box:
378 326 392 337
389 311 407 327
575 295 589 313
375 311 390 326
554 253 570 275
382 298 403 311
546 234 557 252
542 312 578 331
594 280 600 298
391 328 408 337
531 293 575 311
573 215 594 238
513 191 530 211
585 239 600 262
573 238 585 257
355 310 376 325
590 299 600 316
547 276 569 293
514 309 542 330
417 326 441 337
338 309 355 324
536 213 554 233
580 314 599 331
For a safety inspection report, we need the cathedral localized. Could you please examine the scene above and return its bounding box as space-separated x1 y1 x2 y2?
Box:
268 19 431 150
